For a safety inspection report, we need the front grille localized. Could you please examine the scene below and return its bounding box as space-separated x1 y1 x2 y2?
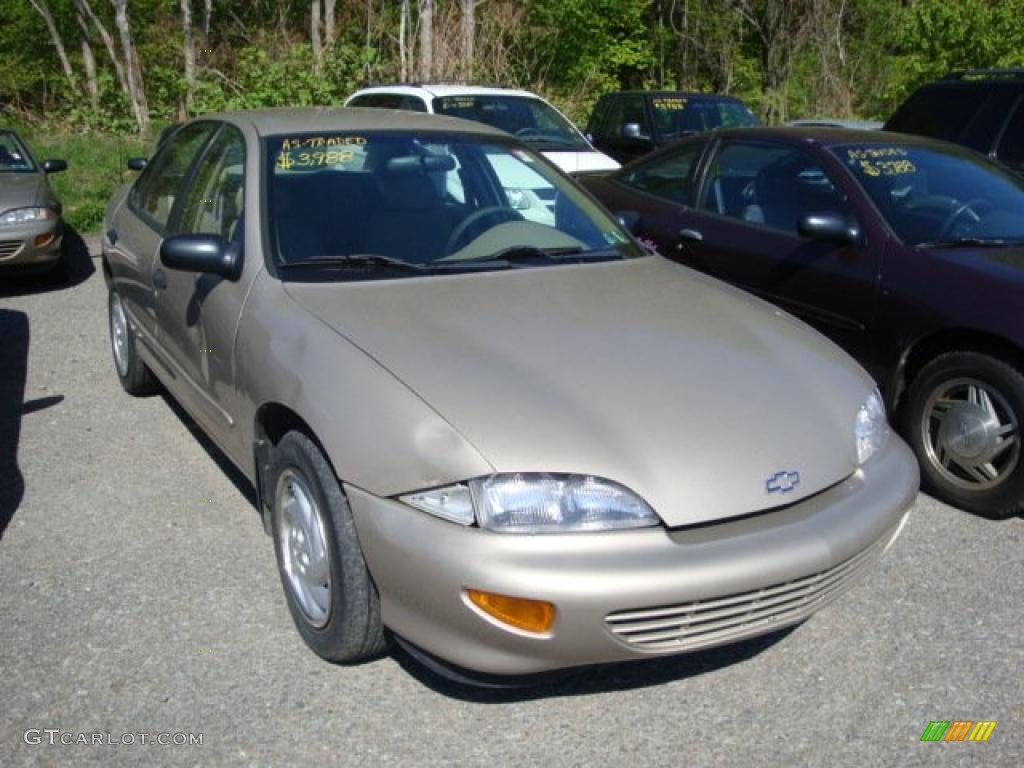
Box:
606 530 892 652
0 240 23 260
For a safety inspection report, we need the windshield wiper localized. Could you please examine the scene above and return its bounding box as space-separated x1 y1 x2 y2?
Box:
448 245 626 267
279 254 430 273
917 237 1024 249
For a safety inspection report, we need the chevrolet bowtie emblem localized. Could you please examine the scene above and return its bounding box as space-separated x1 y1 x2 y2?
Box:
766 470 801 493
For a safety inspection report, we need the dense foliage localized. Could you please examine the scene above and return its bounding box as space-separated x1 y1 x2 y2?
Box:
2 0 1023 133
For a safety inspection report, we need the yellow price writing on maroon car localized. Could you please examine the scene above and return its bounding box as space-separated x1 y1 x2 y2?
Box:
847 147 916 177
860 158 915 176
846 146 909 161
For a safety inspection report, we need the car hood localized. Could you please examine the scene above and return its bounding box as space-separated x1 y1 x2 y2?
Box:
937 244 1024 274
0 173 44 212
285 256 874 527
542 150 620 174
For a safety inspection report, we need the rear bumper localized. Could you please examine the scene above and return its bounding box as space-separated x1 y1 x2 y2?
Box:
347 437 918 675
0 218 63 269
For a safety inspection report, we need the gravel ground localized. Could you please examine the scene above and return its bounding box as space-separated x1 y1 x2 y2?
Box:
1 241 1021 767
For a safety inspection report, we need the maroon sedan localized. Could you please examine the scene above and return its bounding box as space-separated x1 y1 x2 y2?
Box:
582 128 1024 518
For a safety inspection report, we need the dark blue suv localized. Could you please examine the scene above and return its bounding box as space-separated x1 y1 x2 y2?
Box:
885 69 1024 176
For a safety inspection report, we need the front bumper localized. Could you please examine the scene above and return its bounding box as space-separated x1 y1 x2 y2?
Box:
347 437 918 675
0 218 63 269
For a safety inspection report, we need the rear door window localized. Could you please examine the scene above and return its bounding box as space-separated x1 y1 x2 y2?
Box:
960 88 1020 152
885 86 990 142
621 142 706 204
996 98 1024 168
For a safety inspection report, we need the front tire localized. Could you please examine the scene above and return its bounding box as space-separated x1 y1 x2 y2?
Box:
901 351 1024 518
270 431 388 662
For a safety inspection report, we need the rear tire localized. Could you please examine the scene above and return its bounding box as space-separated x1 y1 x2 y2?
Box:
108 287 158 396
901 351 1024 519
270 431 389 662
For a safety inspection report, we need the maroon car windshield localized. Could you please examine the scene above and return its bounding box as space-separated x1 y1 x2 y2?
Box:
833 143 1024 247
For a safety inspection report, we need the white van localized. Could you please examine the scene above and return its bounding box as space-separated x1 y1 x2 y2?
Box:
345 85 620 176
345 85 619 227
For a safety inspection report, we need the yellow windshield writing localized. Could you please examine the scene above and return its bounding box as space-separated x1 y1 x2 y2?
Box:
276 148 355 170
653 98 687 111
279 136 367 150
847 147 915 176
439 97 476 110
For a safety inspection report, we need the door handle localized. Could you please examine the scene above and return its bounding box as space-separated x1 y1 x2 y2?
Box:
679 228 704 242
153 268 167 291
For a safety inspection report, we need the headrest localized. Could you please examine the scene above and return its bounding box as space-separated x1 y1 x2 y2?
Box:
375 172 441 211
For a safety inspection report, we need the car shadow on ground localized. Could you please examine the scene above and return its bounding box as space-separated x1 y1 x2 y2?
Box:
159 392 259 512
0 310 29 539
0 225 95 299
390 627 797 702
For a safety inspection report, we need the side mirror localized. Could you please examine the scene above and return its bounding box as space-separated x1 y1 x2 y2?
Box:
126 157 148 171
42 159 67 173
160 234 239 279
616 210 641 234
797 212 860 245
621 122 644 140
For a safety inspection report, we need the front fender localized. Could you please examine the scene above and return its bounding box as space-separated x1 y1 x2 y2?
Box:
235 272 494 497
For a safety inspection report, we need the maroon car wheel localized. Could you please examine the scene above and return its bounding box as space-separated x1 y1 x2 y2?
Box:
902 351 1024 519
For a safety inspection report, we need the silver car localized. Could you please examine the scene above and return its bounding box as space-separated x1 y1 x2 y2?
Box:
0 129 67 274
102 109 918 680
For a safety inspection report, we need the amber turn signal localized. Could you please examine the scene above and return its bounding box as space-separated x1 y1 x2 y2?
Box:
465 589 555 633
34 233 55 248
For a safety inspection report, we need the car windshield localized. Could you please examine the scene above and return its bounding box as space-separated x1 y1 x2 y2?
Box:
652 96 759 139
431 95 590 151
266 132 640 277
832 143 1024 246
0 131 36 172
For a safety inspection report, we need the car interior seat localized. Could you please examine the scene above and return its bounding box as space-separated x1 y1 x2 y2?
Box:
365 156 456 261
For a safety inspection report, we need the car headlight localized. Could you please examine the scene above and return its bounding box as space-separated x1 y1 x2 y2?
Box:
855 389 889 465
399 473 660 533
0 207 57 227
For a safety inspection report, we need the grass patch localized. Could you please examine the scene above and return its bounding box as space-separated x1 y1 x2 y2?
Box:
21 130 152 234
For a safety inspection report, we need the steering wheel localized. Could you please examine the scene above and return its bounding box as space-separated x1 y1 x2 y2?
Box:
514 127 542 138
445 206 522 254
937 198 991 239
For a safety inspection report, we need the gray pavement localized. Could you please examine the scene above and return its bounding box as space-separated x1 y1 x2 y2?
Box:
1 243 1021 767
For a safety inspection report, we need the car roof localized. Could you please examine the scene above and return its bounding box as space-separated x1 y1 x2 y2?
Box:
202 106 509 139
603 90 743 101
915 79 1024 91
787 119 883 130
692 126 959 148
350 84 544 100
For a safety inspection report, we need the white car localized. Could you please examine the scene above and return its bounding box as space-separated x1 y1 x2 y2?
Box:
345 85 620 226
